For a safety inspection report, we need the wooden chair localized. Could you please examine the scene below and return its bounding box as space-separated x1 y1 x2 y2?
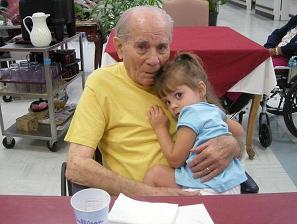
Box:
162 0 209 26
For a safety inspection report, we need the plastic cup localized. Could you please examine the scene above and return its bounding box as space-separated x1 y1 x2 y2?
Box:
70 188 111 224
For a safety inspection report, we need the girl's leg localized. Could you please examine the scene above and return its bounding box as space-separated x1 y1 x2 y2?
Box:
143 165 180 188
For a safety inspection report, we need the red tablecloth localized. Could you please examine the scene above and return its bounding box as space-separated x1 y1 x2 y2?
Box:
105 27 270 97
1 193 297 224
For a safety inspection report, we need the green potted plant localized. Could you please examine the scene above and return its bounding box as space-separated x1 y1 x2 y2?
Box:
75 0 163 42
208 0 228 26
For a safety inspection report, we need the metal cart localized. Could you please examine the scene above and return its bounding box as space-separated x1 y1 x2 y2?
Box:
0 33 85 151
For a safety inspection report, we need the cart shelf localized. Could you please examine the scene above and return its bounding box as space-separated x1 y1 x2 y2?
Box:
0 33 85 151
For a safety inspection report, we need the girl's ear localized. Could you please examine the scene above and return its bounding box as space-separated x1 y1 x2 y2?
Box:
113 37 124 60
197 81 207 98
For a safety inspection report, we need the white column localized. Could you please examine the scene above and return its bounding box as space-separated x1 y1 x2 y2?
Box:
246 0 252 10
280 0 290 20
273 0 281 20
274 0 289 20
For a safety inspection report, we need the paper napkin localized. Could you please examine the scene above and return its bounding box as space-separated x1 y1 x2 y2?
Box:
108 193 179 224
108 194 214 224
175 204 214 224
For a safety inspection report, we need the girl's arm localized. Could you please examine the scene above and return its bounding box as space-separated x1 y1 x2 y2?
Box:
148 106 196 168
226 118 244 137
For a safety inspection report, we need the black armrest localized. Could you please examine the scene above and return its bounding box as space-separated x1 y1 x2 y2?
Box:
61 161 89 196
61 162 67 196
240 172 259 194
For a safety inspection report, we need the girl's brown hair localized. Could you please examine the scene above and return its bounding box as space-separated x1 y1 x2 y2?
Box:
154 52 221 107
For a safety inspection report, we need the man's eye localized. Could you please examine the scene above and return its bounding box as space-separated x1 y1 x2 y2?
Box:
175 92 182 99
158 44 169 54
135 44 148 54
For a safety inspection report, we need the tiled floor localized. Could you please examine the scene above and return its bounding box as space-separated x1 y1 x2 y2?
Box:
0 4 296 195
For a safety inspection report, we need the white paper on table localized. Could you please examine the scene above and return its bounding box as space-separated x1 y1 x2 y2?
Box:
108 193 179 224
174 204 214 224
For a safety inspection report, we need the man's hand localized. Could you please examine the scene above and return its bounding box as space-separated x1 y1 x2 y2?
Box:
147 105 168 130
188 135 240 182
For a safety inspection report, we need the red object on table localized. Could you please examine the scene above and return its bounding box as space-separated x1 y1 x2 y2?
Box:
1 193 297 224
105 26 270 97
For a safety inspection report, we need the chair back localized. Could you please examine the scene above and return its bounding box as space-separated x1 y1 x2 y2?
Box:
163 0 209 26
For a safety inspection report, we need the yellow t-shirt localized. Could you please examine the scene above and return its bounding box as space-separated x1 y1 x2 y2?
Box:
65 62 176 182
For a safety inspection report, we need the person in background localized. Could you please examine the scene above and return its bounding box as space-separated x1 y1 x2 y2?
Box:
264 15 297 66
65 6 243 196
143 52 247 195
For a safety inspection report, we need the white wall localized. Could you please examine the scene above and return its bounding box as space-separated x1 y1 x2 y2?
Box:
256 0 273 8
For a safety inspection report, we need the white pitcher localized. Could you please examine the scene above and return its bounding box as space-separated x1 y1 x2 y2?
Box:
23 12 52 47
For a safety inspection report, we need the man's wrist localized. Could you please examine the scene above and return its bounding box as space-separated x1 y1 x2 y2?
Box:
276 47 279 55
270 47 277 56
224 135 242 159
270 47 280 56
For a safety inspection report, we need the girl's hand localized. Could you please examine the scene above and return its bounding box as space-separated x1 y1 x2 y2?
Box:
147 105 168 130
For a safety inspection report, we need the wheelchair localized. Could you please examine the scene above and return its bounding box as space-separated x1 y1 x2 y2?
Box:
220 92 253 124
259 56 297 147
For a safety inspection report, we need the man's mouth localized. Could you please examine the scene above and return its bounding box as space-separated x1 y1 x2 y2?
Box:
145 72 155 76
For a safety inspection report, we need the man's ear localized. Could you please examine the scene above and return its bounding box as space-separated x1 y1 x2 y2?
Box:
113 37 124 60
197 81 207 98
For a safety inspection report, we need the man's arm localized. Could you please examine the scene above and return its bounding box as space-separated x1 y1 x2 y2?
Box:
66 143 198 197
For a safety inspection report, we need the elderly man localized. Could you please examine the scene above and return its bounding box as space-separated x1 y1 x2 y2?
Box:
65 6 242 196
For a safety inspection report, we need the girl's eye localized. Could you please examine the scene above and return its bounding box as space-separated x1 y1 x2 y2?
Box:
164 100 171 106
175 92 183 99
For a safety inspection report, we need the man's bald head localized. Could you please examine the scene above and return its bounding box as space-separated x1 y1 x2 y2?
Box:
115 6 173 42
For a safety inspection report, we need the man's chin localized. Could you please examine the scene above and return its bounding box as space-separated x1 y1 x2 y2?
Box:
142 79 155 87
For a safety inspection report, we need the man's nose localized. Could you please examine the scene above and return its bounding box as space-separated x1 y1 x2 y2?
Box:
146 50 160 66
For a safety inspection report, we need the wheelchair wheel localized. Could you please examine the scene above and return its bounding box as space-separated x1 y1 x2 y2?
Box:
259 123 272 147
258 112 272 147
283 82 297 138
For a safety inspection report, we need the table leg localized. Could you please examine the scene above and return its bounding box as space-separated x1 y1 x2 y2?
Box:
76 23 103 69
246 94 261 160
94 36 103 69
